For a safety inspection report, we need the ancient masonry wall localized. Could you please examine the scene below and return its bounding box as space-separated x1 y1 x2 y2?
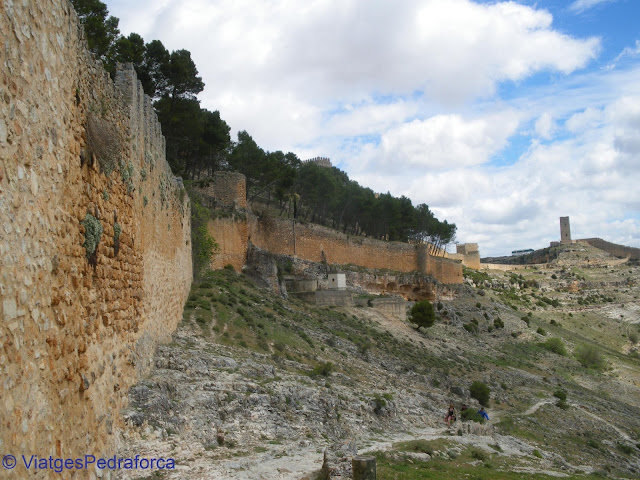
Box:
252 216 420 272
446 243 481 270
194 171 247 209
209 213 462 284
0 0 191 471
208 215 250 271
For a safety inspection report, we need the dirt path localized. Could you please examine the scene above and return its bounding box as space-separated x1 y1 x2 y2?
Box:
522 399 554 416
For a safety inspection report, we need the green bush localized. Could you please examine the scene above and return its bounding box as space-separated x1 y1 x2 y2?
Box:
575 344 606 369
470 381 490 407
409 300 435 328
542 337 567 356
463 322 478 334
310 362 333 378
553 389 567 401
493 318 504 329
537 327 546 336
461 408 485 424
471 449 488 461
629 332 639 344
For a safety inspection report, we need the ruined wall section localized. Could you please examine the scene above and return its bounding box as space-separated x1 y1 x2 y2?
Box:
0 0 191 468
194 171 247 209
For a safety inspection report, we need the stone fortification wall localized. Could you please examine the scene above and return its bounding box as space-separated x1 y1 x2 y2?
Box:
579 238 640 261
208 214 250 271
480 263 535 271
426 254 464 284
252 216 420 272
194 171 247 209
208 212 462 284
445 243 481 270
0 1 191 473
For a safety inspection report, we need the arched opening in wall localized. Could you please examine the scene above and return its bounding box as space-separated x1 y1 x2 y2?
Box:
386 282 397 290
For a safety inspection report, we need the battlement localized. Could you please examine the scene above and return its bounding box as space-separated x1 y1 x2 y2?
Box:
303 156 332 168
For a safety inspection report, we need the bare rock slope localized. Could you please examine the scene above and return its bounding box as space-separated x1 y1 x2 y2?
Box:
118 245 640 479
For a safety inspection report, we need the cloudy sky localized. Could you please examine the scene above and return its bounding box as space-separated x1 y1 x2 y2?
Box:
105 0 640 256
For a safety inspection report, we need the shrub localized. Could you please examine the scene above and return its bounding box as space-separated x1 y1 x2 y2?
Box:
409 300 435 328
629 332 639 344
575 344 606 369
542 337 567 356
587 438 602 450
617 443 634 455
470 381 490 407
463 322 478 334
553 389 567 401
493 318 504 329
373 394 387 414
461 408 485 424
310 362 333 378
471 449 488 461
532 449 543 458
537 327 546 336
401 440 434 456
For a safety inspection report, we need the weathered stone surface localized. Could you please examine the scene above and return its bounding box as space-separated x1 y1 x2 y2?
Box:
0 0 192 473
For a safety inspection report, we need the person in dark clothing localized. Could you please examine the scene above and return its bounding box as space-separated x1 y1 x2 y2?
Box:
478 407 489 421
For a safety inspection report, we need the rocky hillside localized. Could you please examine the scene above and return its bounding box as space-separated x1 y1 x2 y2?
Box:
117 243 640 479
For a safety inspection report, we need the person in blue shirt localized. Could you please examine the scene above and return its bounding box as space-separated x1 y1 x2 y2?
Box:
478 407 489 421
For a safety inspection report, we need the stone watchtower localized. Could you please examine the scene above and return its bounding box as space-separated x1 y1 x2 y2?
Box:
560 216 572 244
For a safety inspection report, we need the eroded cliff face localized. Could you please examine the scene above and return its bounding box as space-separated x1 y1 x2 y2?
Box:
0 0 191 469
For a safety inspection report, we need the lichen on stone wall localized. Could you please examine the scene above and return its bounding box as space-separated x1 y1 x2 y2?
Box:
81 212 103 260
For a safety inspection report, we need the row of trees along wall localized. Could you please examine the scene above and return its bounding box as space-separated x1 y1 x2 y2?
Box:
0 0 192 469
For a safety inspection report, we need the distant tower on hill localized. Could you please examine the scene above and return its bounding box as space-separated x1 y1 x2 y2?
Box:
303 157 332 168
560 216 572 244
